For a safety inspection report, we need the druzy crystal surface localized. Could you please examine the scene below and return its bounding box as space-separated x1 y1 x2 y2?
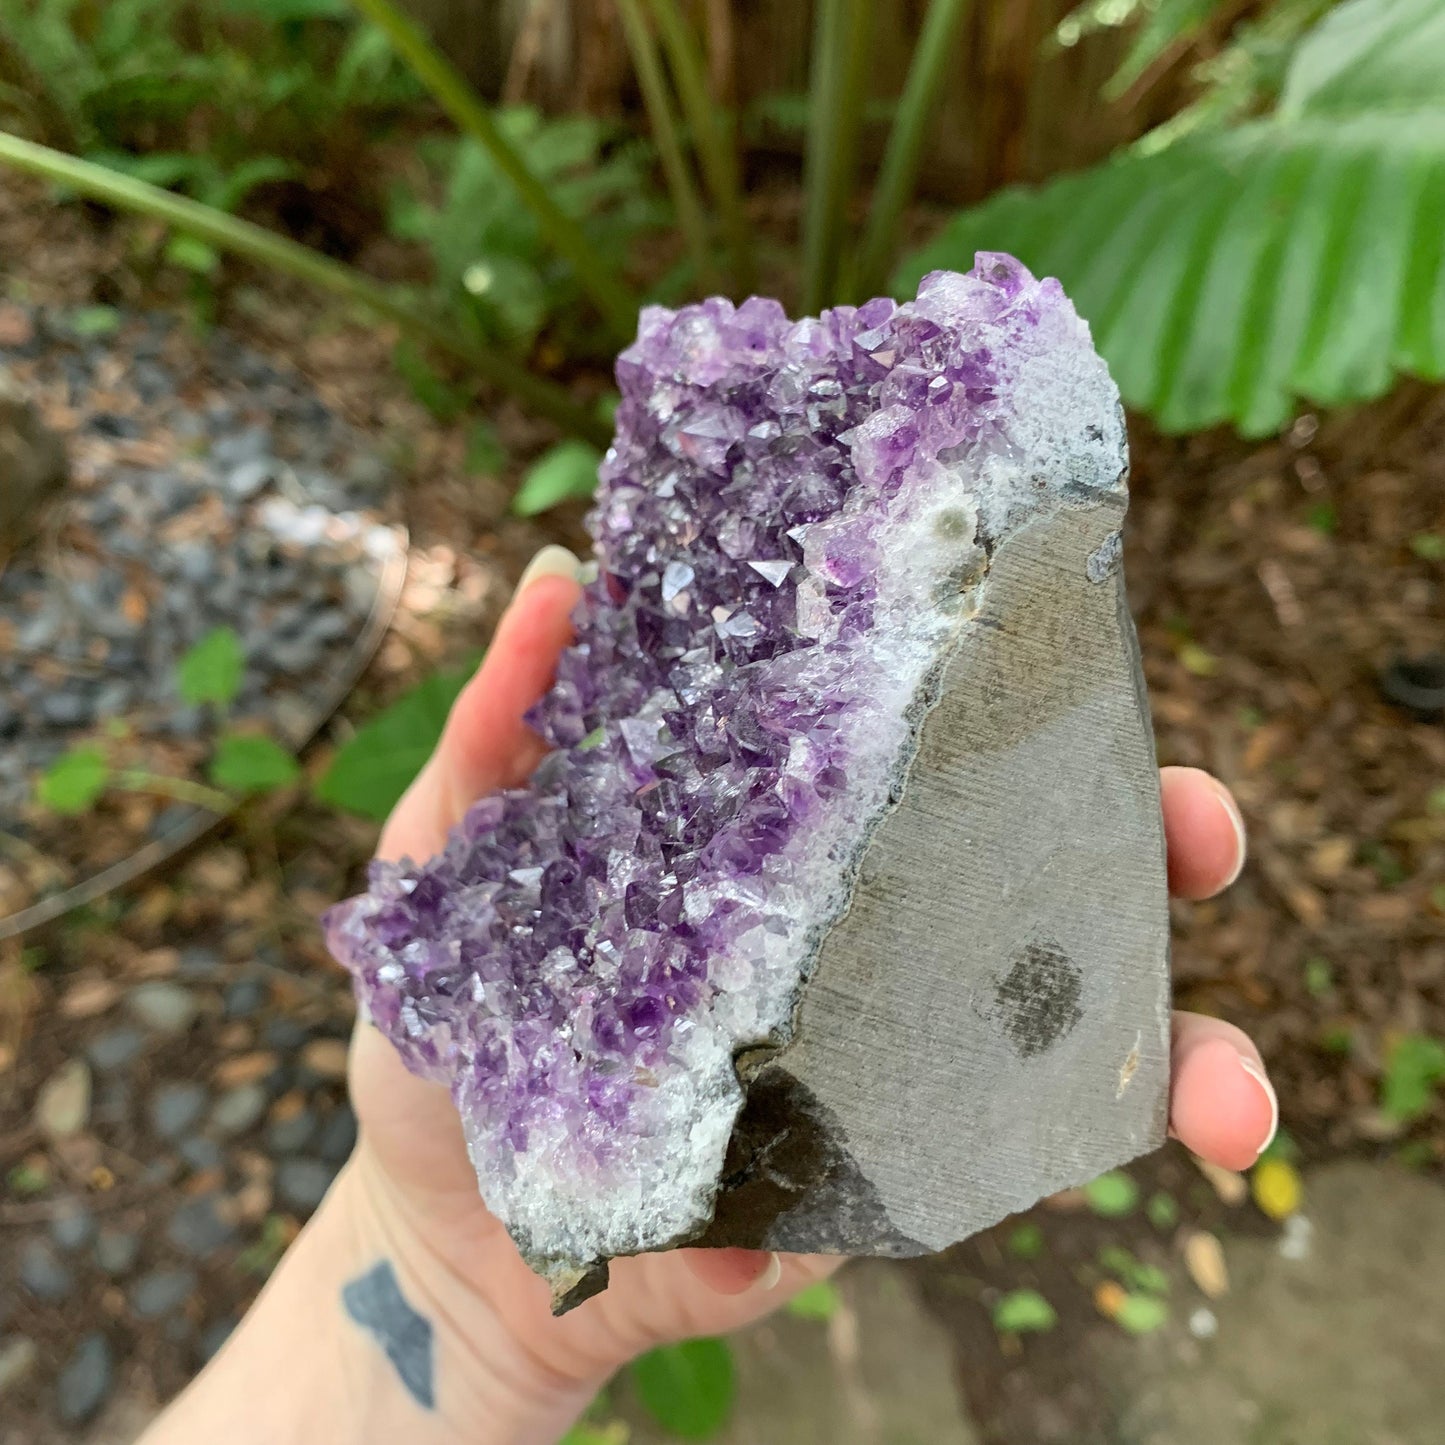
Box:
326 257 1170 1302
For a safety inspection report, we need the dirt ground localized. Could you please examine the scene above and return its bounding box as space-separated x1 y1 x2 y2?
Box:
2 171 1443 1443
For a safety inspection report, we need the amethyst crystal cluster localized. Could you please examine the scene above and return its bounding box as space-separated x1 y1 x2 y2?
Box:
326 257 1135 1292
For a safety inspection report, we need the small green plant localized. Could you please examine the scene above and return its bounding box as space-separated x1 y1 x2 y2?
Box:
786 1278 843 1320
1146 1190 1180 1230
1098 1243 1170 1295
1381 1033 1445 1124
1007 1221 1046 1260
1114 1292 1169 1334
390 112 666 359
1084 1169 1140 1218
177 625 247 708
992 1287 1058 1334
34 625 297 816
630 1337 735 1440
511 441 604 518
314 665 475 822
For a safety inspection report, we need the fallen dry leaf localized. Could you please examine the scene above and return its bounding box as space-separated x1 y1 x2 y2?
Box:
1183 1230 1229 1298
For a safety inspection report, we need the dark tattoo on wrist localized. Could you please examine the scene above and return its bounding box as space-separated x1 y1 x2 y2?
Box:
342 1260 436 1410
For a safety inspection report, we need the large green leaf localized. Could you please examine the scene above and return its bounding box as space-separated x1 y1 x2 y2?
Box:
896 110 1445 436
898 0 1445 437
630 1338 735 1440
1280 0 1445 115
314 667 475 822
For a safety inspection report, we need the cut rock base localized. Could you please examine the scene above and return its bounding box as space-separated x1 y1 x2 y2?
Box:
326 257 1170 1308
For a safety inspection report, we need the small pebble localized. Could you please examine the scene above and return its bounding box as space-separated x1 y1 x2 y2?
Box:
276 1158 340 1212
126 981 199 1035
149 1082 209 1141
223 977 268 1018
266 1107 318 1156
19 1239 75 1302
87 1026 146 1072
300 1038 349 1082
316 1105 358 1164
263 1018 308 1052
167 1195 237 1258
55 1334 113 1424
49 1201 97 1253
177 946 225 981
130 1268 199 1320
1188 1306 1219 1340
196 1317 237 1364
210 1082 268 1136
178 1136 224 1173
0 1336 39 1397
94 1228 142 1277
35 1060 92 1140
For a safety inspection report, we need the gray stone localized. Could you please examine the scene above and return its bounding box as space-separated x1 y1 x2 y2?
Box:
209 1082 268 1136
276 1158 340 1212
197 1317 237 1364
0 367 66 557
126 981 199 1035
223 976 268 1018
35 1059 91 1140
86 1027 145 1072
177 946 225 981
693 497 1169 1272
167 1195 236 1258
316 1104 358 1164
94 1228 142 1276
178 1135 224 1173
265 1107 318 1156
93 1078 134 1127
49 1200 96 1252
148 1082 209 1140
0 1336 39 1398
263 1018 309 1052
130 1268 199 1320
19 1239 75 1302
227 457 275 499
55 1333 113 1425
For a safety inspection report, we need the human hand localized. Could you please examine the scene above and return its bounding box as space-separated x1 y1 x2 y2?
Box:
346 545 1276 1410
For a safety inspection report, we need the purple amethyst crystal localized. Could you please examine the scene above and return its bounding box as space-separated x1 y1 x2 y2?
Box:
326 258 1170 1306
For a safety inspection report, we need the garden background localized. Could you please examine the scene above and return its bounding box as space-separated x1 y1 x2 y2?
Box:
1 0 1444 1440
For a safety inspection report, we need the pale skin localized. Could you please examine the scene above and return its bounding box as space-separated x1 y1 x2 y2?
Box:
144 549 1277 1445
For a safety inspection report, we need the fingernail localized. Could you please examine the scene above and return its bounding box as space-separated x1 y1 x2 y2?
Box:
1212 782 1248 888
1238 1055 1278 1159
516 545 582 594
756 1253 782 1291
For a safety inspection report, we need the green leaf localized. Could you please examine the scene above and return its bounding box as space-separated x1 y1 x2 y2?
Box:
787 1279 843 1320
393 341 468 422
315 668 474 822
1085 1170 1140 1217
1007 1222 1045 1260
36 746 111 814
512 441 602 516
1115 1293 1170 1334
896 103 1445 436
1411 532 1445 561
1106 0 1227 100
165 233 220 276
1280 0 1445 117
67 304 120 337
1099 1244 1170 1294
1146 1191 1180 1230
992 1288 1057 1334
465 419 507 476
630 1338 735 1440
1304 955 1334 996
1381 1033 1445 1123
177 626 245 707
209 733 300 794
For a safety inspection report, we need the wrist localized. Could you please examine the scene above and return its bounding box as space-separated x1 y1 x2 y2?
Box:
143 1152 604 1445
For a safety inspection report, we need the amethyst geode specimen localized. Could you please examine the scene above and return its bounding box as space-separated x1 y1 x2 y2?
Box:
327 257 1171 1307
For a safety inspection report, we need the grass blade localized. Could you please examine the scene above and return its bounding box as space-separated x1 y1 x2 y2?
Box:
347 0 637 338
802 0 876 312
0 129 609 446
646 0 755 293
853 0 971 301
615 0 715 293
